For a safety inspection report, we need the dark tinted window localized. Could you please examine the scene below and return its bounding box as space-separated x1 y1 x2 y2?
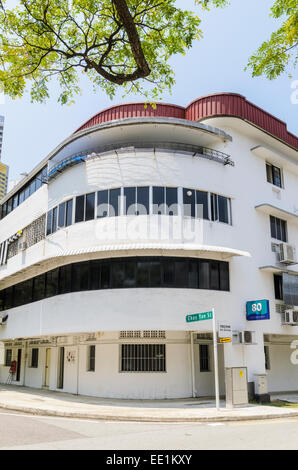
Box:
46 211 52 235
110 188 121 217
196 191 209 220
137 187 149 215
153 186 165 214
274 274 283 300
33 274 45 302
183 188 195 218
270 216 287 242
75 195 85 223
166 188 178 215
65 200 73 227
52 207 58 233
45 269 59 298
97 190 109 218
124 187 136 215
0 257 230 311
58 202 66 228
85 193 95 221
59 265 72 295
218 196 229 224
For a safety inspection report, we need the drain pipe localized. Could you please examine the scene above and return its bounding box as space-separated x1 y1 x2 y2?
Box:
190 332 196 398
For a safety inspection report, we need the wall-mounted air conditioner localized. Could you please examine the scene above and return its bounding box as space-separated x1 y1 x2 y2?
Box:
279 243 297 265
282 310 298 326
19 242 27 251
232 330 256 345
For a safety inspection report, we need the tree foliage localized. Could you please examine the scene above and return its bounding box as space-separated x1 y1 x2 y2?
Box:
0 0 204 103
246 0 298 79
0 0 295 105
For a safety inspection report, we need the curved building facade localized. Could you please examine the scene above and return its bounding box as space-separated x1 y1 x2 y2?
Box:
0 93 297 399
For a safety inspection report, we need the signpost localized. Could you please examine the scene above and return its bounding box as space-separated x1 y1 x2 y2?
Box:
186 308 220 411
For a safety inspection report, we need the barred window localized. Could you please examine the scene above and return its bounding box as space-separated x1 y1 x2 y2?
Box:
30 348 39 368
5 349 12 367
121 344 166 372
199 344 210 372
87 345 96 372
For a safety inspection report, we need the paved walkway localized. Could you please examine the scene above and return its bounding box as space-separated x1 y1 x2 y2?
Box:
0 385 298 422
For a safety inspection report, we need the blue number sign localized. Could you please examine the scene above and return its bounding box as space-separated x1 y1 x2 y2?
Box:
246 300 270 321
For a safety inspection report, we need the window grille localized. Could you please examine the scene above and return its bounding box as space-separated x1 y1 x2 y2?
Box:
121 344 166 372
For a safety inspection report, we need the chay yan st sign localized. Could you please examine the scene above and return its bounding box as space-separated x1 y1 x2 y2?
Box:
186 311 213 323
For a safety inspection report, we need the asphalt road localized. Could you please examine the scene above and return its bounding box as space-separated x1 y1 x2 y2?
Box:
0 409 298 450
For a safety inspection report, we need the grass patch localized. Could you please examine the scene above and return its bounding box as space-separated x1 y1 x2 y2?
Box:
249 399 298 408
265 400 298 408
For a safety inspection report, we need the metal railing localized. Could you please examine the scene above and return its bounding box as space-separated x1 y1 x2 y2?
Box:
47 142 234 180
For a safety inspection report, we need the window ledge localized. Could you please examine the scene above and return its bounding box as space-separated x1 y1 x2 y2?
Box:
255 203 298 224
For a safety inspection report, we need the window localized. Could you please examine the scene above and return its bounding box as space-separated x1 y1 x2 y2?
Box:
211 194 231 224
58 202 66 229
87 345 96 372
124 186 150 215
47 200 73 235
183 189 208 219
270 216 287 242
266 163 282 188
5 349 12 367
199 344 210 372
75 195 85 223
65 200 73 227
274 274 283 300
152 186 178 215
264 346 270 370
30 348 39 368
0 257 230 311
121 344 166 372
0 166 47 221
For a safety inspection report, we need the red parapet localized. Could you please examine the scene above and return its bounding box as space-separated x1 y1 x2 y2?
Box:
75 102 185 133
186 93 298 150
74 93 297 150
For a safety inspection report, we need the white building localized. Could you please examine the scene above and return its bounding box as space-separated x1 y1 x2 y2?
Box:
0 93 297 400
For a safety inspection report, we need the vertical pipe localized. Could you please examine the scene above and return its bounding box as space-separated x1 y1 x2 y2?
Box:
190 332 196 398
212 308 220 411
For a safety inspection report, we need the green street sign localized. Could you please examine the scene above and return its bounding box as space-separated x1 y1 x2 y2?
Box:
186 311 213 323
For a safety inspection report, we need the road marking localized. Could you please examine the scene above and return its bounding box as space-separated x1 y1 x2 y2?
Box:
207 423 225 426
228 418 298 426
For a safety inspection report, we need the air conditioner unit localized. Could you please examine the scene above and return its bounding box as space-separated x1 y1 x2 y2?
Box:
18 241 27 251
239 331 255 345
279 243 297 265
282 309 298 326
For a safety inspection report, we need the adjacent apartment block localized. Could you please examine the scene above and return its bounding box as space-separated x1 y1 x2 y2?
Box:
0 93 297 399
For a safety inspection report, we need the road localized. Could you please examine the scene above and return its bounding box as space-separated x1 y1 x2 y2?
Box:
0 409 298 450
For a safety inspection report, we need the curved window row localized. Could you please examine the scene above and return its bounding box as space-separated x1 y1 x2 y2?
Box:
0 257 230 311
0 167 47 220
47 186 232 235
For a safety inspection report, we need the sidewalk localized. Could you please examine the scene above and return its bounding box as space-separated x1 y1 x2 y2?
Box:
0 385 298 423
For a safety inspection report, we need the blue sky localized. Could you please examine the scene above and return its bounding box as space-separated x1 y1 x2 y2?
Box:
1 0 297 181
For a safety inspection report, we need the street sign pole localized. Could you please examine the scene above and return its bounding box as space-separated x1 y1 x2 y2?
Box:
186 308 220 411
212 308 220 411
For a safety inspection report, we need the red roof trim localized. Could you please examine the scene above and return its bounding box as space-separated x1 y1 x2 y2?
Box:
74 93 297 150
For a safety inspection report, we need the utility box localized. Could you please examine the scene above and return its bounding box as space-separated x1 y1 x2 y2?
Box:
225 367 248 408
254 374 270 403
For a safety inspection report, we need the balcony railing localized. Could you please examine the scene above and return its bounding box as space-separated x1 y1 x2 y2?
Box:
48 142 234 181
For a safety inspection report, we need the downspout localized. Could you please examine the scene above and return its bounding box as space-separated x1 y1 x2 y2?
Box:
190 332 196 398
